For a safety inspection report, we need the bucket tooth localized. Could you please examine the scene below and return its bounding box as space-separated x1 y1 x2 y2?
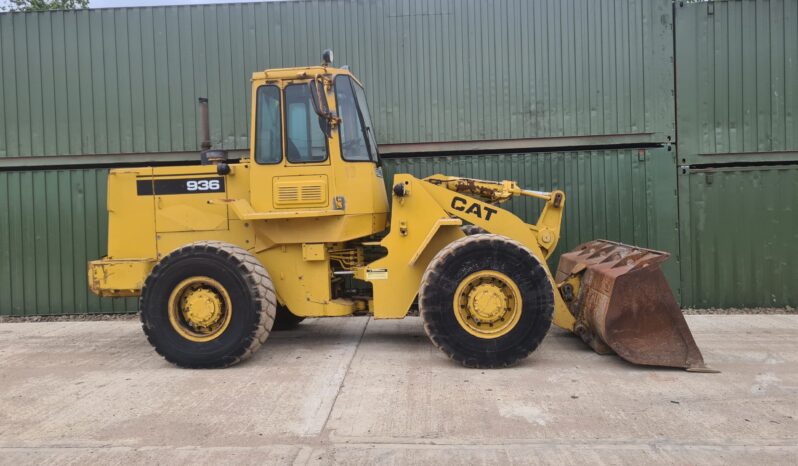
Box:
556 240 714 372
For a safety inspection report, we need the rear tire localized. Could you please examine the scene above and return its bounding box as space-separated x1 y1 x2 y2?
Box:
272 304 305 331
139 241 276 368
419 234 554 368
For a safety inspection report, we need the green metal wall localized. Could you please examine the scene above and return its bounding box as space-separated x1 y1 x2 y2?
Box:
675 0 798 165
678 165 798 308
0 168 137 315
674 0 798 307
0 0 674 162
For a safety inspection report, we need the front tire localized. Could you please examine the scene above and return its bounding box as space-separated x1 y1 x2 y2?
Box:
139 241 276 368
461 224 486 236
419 234 554 368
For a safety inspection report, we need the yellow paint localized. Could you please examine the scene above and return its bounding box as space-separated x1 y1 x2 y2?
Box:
408 217 462 266
359 176 466 318
302 243 327 261
258 245 352 317
227 197 345 221
88 258 156 297
453 270 522 339
167 276 232 342
106 168 156 259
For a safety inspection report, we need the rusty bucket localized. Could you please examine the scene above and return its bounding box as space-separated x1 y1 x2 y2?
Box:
555 240 714 372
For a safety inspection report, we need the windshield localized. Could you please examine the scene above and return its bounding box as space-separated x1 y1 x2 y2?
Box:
334 76 370 161
334 75 379 163
352 82 379 161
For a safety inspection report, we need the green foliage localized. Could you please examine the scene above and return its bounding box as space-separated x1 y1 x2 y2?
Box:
1 0 89 12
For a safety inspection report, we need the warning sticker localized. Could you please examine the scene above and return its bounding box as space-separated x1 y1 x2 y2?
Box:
366 268 389 280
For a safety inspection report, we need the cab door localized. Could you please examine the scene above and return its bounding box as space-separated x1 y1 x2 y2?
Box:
249 82 335 214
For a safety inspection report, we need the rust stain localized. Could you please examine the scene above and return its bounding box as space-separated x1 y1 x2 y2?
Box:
556 240 713 371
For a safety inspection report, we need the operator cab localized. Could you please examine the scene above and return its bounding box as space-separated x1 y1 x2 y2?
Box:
246 51 389 241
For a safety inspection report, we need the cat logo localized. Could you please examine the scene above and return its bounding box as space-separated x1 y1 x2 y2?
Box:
450 196 498 221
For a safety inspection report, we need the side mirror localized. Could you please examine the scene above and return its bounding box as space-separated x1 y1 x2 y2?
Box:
308 78 338 138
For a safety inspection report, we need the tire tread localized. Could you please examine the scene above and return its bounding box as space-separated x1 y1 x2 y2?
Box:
139 241 276 368
419 234 553 368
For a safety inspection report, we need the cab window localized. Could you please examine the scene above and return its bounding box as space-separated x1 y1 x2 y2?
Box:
254 85 282 164
334 75 370 161
284 84 328 163
351 80 380 162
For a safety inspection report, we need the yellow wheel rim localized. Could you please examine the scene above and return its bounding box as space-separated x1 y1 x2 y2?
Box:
167 276 232 342
453 270 522 339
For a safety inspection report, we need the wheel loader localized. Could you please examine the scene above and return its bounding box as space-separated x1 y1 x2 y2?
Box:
88 51 711 371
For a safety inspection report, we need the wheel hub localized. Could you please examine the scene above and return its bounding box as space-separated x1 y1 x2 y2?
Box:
453 270 522 339
467 284 507 322
181 288 223 328
167 276 232 342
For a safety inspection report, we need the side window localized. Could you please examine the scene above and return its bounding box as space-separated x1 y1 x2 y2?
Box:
255 85 282 164
334 75 370 161
284 84 328 163
351 81 380 161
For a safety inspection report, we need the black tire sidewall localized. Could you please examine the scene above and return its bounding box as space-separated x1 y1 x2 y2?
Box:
141 249 261 367
421 236 554 367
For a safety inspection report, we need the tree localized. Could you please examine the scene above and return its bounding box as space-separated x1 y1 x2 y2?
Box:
1 0 89 12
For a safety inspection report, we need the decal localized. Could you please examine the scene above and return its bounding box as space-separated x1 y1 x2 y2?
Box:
366 268 389 280
450 196 498 220
137 177 225 196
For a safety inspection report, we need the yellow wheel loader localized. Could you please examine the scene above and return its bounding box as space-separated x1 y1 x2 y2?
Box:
88 52 711 371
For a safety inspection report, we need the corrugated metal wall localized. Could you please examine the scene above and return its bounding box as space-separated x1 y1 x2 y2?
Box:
0 169 137 315
677 166 798 308
675 0 798 307
0 0 674 162
675 0 798 164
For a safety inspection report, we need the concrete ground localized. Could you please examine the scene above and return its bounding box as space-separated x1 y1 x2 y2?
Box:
0 315 796 465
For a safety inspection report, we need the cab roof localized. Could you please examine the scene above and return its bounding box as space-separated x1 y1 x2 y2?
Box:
251 66 361 85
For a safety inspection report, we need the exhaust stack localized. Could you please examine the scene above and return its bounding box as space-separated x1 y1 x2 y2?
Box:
197 97 227 168
199 97 211 152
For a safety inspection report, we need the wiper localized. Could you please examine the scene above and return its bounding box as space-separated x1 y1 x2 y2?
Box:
364 126 381 163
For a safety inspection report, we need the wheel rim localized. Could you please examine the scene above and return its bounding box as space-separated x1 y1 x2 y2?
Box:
167 276 232 342
453 270 522 339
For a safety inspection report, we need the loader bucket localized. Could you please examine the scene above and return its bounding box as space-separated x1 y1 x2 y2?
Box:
555 240 713 372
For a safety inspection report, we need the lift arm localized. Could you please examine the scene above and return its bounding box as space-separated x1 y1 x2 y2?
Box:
421 174 565 258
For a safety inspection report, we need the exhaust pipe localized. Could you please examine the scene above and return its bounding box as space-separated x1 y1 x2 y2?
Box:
199 97 211 152
198 97 228 169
